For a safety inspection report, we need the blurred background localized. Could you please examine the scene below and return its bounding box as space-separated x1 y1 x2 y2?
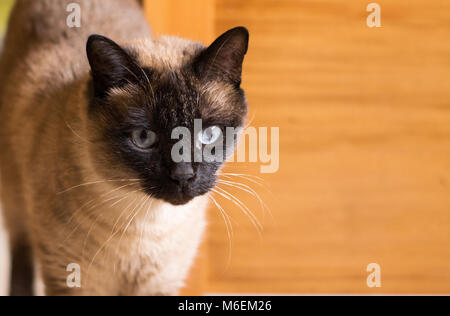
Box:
2 0 450 295
0 0 13 36
145 0 450 295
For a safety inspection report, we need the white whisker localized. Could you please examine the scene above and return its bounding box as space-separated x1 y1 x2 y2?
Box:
138 198 154 253
212 187 263 238
58 179 140 194
209 193 233 269
217 179 272 220
87 195 149 283
59 182 141 247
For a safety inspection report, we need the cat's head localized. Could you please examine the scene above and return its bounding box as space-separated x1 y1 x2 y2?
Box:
86 27 249 205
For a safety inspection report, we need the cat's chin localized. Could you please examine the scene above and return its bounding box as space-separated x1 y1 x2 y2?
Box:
143 181 212 206
165 197 195 206
147 190 197 206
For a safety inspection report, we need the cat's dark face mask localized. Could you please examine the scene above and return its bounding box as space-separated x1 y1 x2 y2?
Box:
86 28 249 205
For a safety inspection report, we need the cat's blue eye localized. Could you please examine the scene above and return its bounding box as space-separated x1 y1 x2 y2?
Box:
131 128 158 150
199 126 222 145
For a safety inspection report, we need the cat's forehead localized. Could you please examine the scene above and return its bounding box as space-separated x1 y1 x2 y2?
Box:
128 37 204 72
108 37 247 127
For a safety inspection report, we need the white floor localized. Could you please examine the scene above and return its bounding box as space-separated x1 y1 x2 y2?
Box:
0 206 9 296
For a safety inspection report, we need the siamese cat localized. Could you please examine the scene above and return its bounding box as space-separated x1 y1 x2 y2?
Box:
0 0 248 296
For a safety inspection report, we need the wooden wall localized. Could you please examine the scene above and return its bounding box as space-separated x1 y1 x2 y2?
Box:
145 0 450 294
144 0 214 43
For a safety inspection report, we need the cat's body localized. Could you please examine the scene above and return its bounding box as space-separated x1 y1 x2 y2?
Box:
0 0 249 295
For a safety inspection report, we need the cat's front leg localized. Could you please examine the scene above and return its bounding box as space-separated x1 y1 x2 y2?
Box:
34 243 102 296
39 263 111 296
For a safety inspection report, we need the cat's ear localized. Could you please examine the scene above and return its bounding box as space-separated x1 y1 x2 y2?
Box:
194 27 249 85
86 35 141 98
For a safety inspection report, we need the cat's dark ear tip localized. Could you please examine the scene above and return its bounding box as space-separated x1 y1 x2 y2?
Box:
87 34 111 47
86 35 122 54
233 26 249 36
86 35 121 62
229 26 249 41
227 26 249 53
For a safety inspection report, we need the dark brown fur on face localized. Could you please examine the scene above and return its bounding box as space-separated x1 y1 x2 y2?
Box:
86 29 249 206
0 0 249 296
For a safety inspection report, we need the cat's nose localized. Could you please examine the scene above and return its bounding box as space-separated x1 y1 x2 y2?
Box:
170 163 195 185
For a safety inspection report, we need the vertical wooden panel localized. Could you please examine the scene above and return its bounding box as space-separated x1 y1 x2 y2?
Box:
206 0 450 294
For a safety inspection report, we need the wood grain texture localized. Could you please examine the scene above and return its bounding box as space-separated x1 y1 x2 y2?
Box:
207 0 450 294
144 0 215 43
145 0 450 294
